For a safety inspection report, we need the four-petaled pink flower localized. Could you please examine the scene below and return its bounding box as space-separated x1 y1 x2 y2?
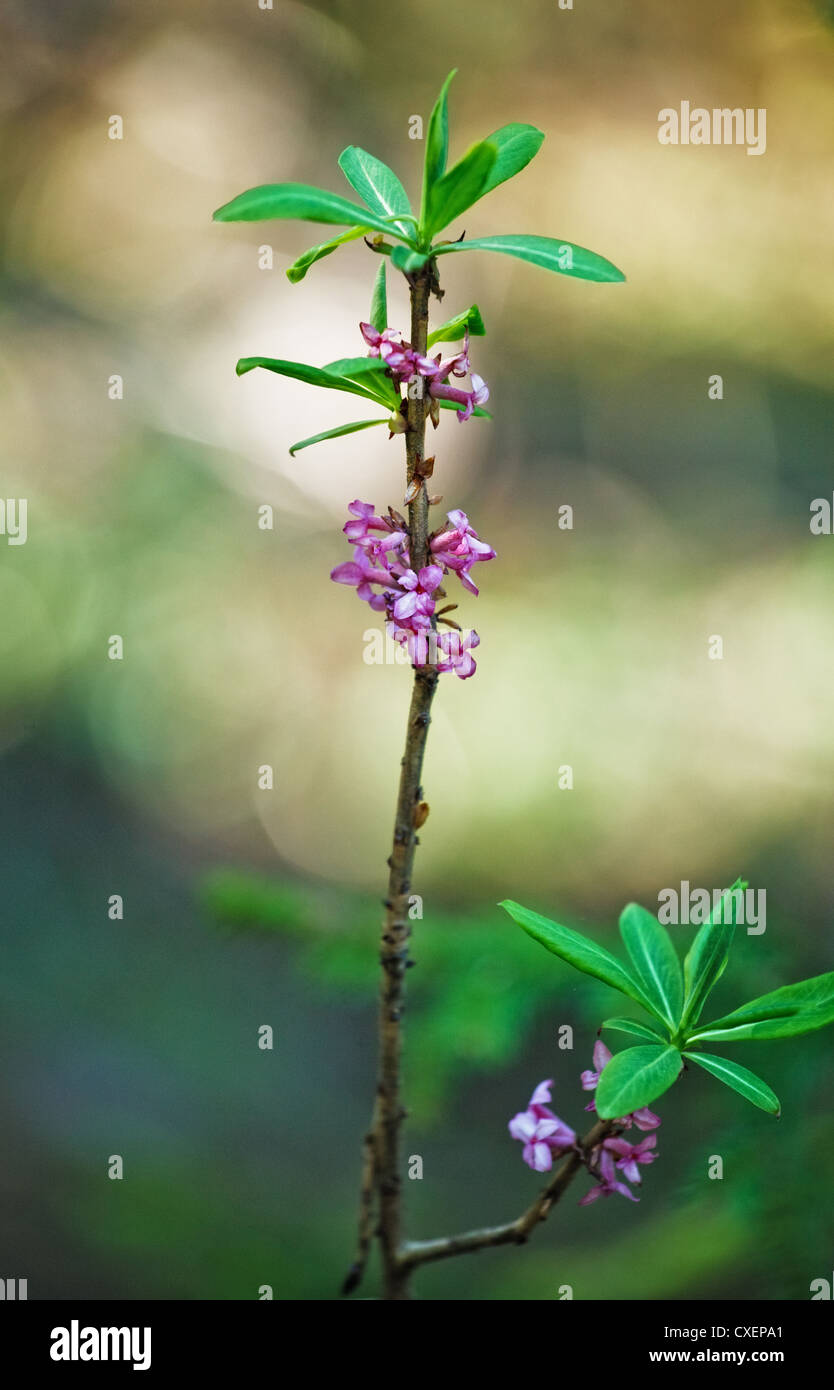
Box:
330 547 395 612
432 336 473 380
430 509 497 595
602 1134 658 1185
425 331 490 422
343 499 407 558
428 373 489 423
578 1147 640 1205
343 498 383 543
629 1106 662 1132
436 628 481 680
508 1079 577 1172
359 322 402 357
391 565 443 629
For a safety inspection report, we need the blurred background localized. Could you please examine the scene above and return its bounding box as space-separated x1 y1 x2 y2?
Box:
1 0 833 1300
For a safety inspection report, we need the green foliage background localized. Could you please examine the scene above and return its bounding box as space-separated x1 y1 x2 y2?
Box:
1 0 833 1299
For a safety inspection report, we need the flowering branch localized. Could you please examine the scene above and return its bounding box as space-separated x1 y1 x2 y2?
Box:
213 69 629 1303
212 67 834 1296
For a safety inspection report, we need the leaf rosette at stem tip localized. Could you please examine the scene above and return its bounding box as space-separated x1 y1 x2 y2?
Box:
213 68 625 289
212 78 628 474
502 881 834 1116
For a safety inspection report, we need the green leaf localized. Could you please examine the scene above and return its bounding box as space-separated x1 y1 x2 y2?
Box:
434 233 625 283
424 140 498 239
680 880 744 1032
213 183 411 242
369 261 388 333
390 245 431 274
338 146 414 240
436 398 492 420
499 900 664 1022
595 1044 683 1119
321 355 392 379
478 123 544 196
420 69 457 232
683 1051 780 1116
289 418 389 457
286 226 370 284
427 304 486 348
601 1017 669 1043
322 356 400 407
235 355 392 406
688 971 834 1043
619 903 683 1031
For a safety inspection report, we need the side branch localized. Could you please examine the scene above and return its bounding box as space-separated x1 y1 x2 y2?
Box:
341 1104 378 1296
398 1118 614 1272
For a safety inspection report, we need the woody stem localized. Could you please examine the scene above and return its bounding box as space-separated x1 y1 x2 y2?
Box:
342 265 438 1302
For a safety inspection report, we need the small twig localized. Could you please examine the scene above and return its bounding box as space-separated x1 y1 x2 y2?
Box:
341 1105 379 1295
397 1118 614 1272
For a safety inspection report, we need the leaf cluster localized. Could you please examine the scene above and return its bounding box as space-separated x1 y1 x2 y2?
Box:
212 73 624 453
501 883 834 1119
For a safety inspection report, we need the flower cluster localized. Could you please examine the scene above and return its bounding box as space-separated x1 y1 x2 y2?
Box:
508 1080 576 1172
331 500 495 678
360 323 489 424
508 1041 661 1205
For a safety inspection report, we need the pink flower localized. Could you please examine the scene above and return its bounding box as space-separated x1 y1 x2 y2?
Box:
331 497 495 677
359 322 404 357
602 1134 658 1185
359 323 436 387
388 624 430 668
435 628 480 679
630 1106 661 1132
580 1040 613 1092
342 498 381 543
509 1079 577 1173
428 374 489 423
579 1147 640 1205
391 565 443 629
425 333 472 381
430 510 496 596
388 625 480 678
343 500 408 559
330 547 396 613
359 322 489 420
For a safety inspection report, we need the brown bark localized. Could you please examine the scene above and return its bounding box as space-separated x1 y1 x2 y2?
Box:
373 265 437 1301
